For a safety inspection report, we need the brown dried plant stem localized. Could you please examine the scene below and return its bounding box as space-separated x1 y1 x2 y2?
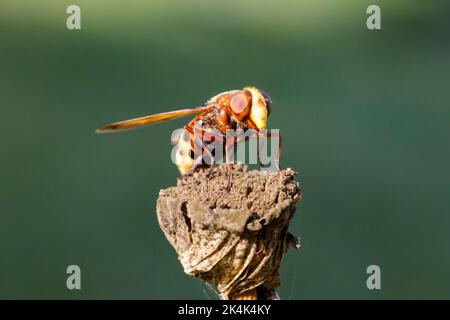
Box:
156 164 302 300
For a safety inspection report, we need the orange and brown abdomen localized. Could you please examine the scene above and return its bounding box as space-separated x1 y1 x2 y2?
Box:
174 128 195 175
174 108 225 174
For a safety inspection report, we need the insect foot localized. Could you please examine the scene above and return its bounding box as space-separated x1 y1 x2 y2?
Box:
156 164 302 300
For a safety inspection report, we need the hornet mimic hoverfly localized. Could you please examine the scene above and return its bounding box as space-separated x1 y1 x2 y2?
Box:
96 86 281 189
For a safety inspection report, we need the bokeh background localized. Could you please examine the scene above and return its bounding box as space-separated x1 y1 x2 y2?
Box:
1 0 449 299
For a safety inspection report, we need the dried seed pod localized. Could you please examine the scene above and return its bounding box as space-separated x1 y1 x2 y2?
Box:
156 164 301 300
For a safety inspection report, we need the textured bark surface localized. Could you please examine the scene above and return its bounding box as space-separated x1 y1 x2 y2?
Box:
156 164 302 300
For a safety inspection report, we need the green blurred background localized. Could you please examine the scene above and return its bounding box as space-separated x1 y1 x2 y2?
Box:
1 0 449 299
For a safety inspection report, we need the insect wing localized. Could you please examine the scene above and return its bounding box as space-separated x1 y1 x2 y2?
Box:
96 106 210 133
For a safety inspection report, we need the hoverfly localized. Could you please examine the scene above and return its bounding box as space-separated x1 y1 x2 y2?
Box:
96 86 281 189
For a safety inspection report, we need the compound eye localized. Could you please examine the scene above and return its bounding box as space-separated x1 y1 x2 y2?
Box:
230 90 252 120
261 90 272 116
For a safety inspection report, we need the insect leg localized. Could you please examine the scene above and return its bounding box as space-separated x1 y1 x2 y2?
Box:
192 126 218 168
257 130 282 171
243 130 272 169
224 135 238 191
180 125 222 177
189 125 226 169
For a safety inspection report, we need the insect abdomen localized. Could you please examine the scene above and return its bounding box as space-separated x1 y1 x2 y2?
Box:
175 130 195 175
